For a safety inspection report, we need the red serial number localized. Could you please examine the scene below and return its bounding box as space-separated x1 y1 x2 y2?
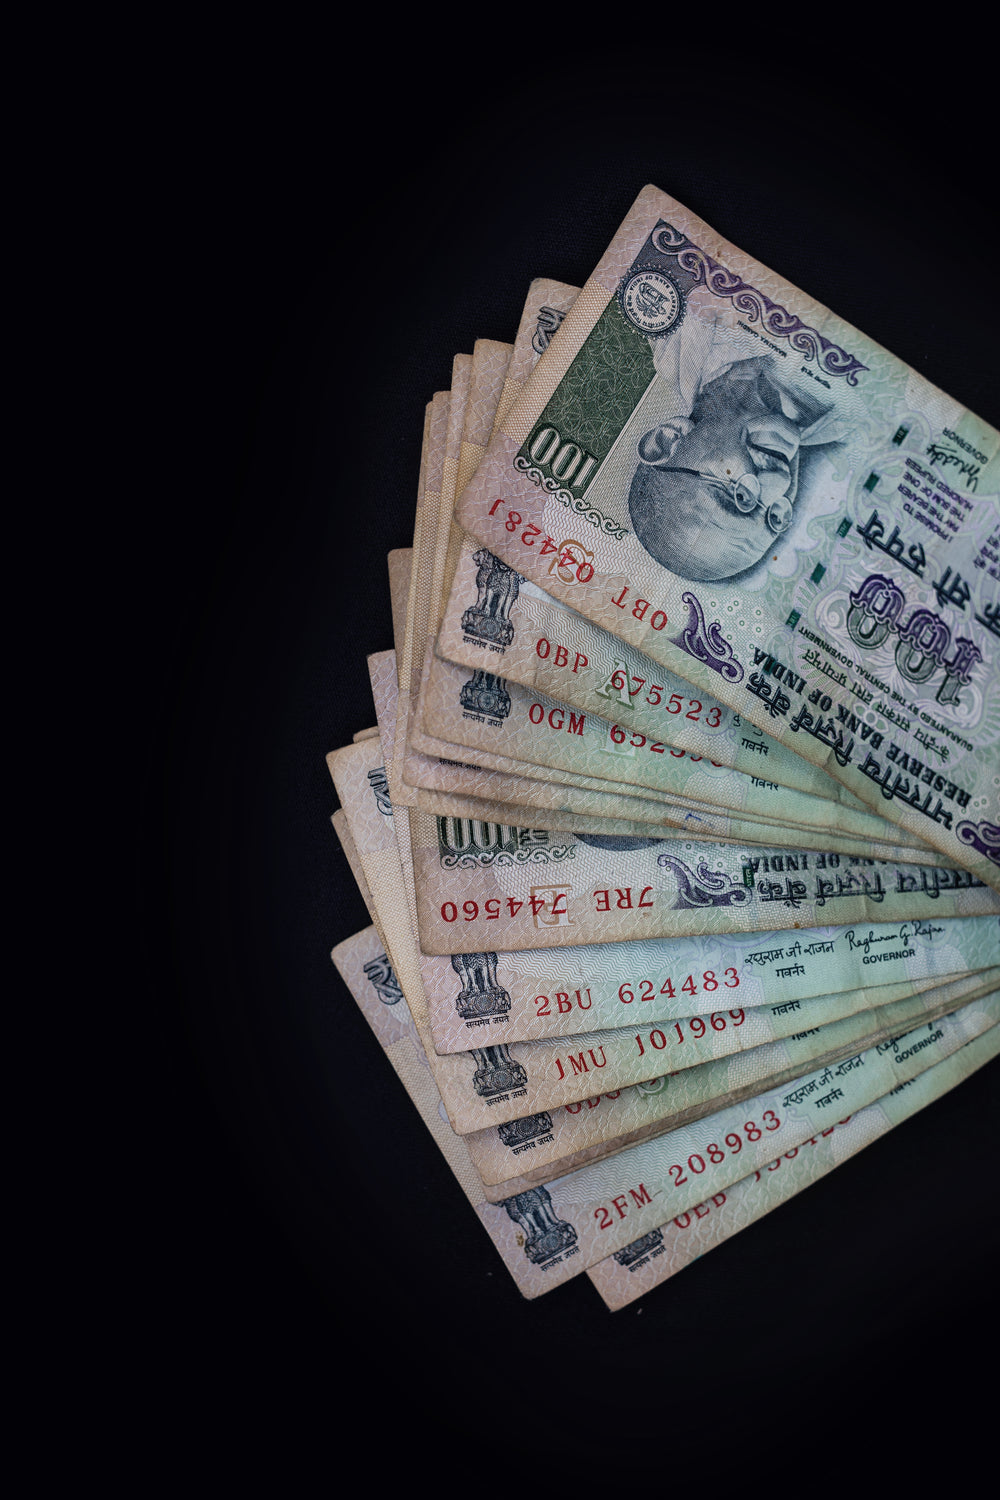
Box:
667 1113 782 1190
592 1116 782 1231
633 1010 746 1058
487 498 595 581
441 895 564 923
439 889 657 923
618 972 741 1004
608 673 724 729
607 723 723 764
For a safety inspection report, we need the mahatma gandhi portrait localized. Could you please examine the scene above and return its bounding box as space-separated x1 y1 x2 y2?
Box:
627 351 841 583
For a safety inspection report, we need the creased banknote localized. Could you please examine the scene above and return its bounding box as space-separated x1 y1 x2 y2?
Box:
383 637 937 855
393 307 809 839
327 731 998 1142
329 733 662 1134
328 919 779 1239
475 991 1000 1295
587 1023 1000 1309
414 282 938 857
447 965 998 1165
450 186 1000 887
418 646 946 853
410 809 1000 956
373 645 684 838
388 350 783 841
420 913 999 1050
332 768 996 1179
389 381 458 811
387 359 941 859
330 750 986 1190
430 289 928 813
331 919 997 1298
434 524 927 818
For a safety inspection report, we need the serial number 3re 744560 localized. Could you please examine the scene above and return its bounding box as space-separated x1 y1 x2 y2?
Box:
440 889 673 924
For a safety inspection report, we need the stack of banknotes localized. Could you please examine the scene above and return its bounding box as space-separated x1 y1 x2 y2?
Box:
325 185 1000 1309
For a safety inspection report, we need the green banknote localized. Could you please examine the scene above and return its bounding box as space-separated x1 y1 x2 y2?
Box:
450 186 1000 887
420 276 849 807
439 966 998 1138
587 1023 1000 1310
413 290 937 855
328 729 998 1172
410 810 1000 956
381 636 943 856
418 913 1000 1050
457 968 999 1189
396 342 855 847
373 644 720 840
419 644 938 849
416 283 934 853
478 991 1000 1295
331 919 998 1299
329 727 996 1149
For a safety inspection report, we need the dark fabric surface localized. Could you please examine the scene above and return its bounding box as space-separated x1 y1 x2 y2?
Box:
140 38 998 1452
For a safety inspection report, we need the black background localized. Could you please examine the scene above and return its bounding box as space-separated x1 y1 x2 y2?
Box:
140 33 998 1454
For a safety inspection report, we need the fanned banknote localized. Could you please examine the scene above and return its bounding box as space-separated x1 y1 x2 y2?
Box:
471 992 1000 1295
331 775 998 1199
415 281 943 859
321 201 1000 1310
587 1021 1000 1310
419 915 1000 1050
426 281 938 812
326 690 997 1294
332 917 998 1297
410 809 1000 957
458 967 998 1190
381 639 947 863
449 186 1000 887
328 727 998 1151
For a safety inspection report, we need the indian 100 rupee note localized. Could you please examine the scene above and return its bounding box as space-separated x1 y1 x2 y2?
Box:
332 790 996 1188
419 913 1000 1050
414 283 939 859
373 646 679 839
449 186 1000 887
587 1021 1000 1309
383 641 939 856
387 351 815 844
329 914 999 1299
331 786 996 1196
410 808 1000 957
428 279 915 814
472 990 1000 1295
327 731 998 1139
443 965 999 1172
